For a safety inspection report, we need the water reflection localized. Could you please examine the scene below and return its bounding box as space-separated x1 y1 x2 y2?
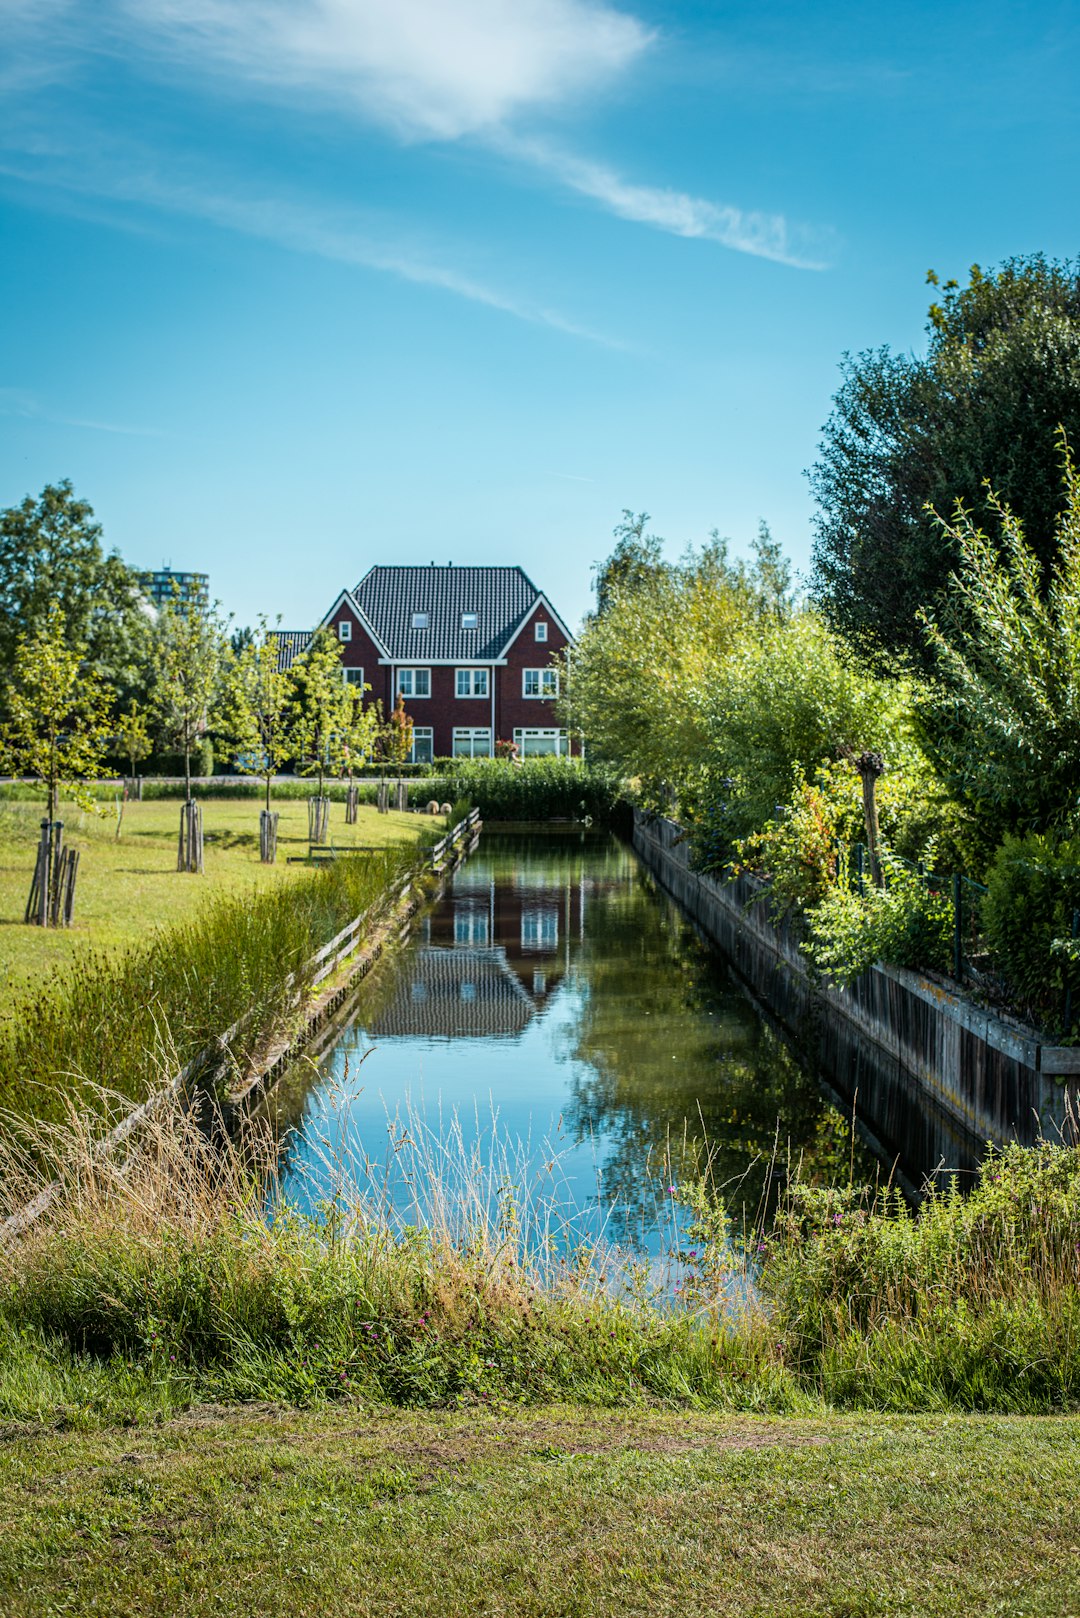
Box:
271 831 877 1250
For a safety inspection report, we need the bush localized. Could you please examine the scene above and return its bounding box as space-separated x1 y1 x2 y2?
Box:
805 847 954 982
426 758 622 822
981 832 1080 1028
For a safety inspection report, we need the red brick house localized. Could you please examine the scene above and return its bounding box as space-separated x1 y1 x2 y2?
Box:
280 565 576 763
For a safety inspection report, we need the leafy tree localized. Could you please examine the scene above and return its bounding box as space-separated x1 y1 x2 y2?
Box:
561 525 791 810
114 699 152 782
918 437 1080 842
0 602 113 821
288 628 351 796
809 256 1080 668
151 589 226 800
0 481 151 709
383 691 415 774
222 618 294 814
341 680 380 782
592 511 667 619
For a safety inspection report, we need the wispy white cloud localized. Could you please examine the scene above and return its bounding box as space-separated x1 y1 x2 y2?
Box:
0 147 625 345
4 1 834 270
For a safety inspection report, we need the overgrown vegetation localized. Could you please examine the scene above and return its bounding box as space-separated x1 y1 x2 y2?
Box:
427 757 620 822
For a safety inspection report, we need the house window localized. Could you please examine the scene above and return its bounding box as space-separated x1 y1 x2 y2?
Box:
456 668 489 698
410 727 433 764
521 906 559 951
461 612 478 629
411 612 429 629
452 727 492 758
342 667 365 688
454 907 490 945
513 728 569 757
397 668 430 699
338 620 352 641
535 621 548 642
523 668 559 699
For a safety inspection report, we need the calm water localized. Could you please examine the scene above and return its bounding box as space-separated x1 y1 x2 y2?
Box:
270 830 875 1252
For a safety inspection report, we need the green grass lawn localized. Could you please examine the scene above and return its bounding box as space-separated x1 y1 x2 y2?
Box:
0 795 426 1023
0 1403 1076 1617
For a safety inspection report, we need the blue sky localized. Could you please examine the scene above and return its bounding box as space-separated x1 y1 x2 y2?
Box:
3 1 1079 632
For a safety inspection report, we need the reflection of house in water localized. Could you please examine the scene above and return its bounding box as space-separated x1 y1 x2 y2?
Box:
367 861 586 1040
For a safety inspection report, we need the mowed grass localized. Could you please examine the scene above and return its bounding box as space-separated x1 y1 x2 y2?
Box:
0 1403 1076 1618
0 795 425 1022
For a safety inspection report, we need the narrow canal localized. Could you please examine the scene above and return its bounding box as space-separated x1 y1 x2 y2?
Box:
270 829 879 1253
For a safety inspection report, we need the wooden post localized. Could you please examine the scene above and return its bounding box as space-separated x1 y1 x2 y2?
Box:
855 751 885 889
178 799 204 872
395 781 408 813
260 809 279 864
376 782 389 816
345 784 359 824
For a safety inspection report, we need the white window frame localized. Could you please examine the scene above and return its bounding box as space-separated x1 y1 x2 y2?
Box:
534 620 548 642
410 726 434 764
342 667 365 688
452 727 492 758
521 905 559 951
523 667 559 699
454 908 490 945
397 668 431 699
513 727 569 757
461 611 478 629
411 612 429 630
338 620 352 641
455 667 490 698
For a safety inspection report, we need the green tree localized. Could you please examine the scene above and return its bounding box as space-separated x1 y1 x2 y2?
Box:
151 589 226 800
810 256 1080 668
592 511 667 619
342 680 380 781
382 691 415 775
222 618 294 815
0 602 113 821
918 437 1080 842
114 699 152 783
0 481 151 709
288 629 351 796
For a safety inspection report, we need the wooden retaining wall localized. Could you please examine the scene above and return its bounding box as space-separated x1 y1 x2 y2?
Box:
632 811 1075 1183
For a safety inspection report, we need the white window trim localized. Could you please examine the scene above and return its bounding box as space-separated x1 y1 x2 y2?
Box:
410 725 434 764
513 727 569 757
534 621 548 641
411 612 429 629
342 667 365 688
397 668 431 699
338 620 352 641
452 726 493 758
522 668 559 699
455 667 490 698
461 612 478 629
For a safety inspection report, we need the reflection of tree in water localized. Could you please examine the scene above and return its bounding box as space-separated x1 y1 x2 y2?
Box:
565 870 877 1243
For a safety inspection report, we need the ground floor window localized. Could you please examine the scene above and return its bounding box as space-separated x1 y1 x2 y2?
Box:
513 727 569 757
521 906 559 950
411 727 433 764
453 727 492 758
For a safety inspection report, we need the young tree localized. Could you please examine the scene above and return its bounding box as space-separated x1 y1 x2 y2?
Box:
0 602 113 821
151 589 225 800
383 691 415 776
341 680 380 782
810 256 1080 669
222 618 293 816
115 699 152 784
918 435 1080 842
0 481 151 711
287 628 351 797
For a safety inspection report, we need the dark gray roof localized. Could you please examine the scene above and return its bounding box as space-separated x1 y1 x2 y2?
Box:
367 947 536 1039
353 565 545 660
276 630 313 671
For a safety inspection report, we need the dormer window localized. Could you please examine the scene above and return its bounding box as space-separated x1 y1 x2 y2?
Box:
338 620 352 641
535 620 548 642
461 611 478 629
411 612 429 629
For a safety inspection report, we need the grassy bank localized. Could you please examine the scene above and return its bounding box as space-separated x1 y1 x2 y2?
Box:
0 835 432 1136
0 794 424 1020
0 1404 1076 1617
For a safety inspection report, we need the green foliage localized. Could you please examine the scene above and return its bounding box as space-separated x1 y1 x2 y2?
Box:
804 847 953 983
113 699 151 780
810 255 1080 668
981 832 1080 1027
221 618 296 812
0 480 151 711
562 526 791 808
287 628 351 794
0 602 113 820
762 1142 1080 1410
919 438 1080 843
429 758 620 821
151 589 227 798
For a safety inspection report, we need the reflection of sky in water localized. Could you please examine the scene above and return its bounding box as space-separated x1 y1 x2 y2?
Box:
273 832 864 1263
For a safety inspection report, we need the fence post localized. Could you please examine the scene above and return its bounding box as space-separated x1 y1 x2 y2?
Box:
952 872 962 981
